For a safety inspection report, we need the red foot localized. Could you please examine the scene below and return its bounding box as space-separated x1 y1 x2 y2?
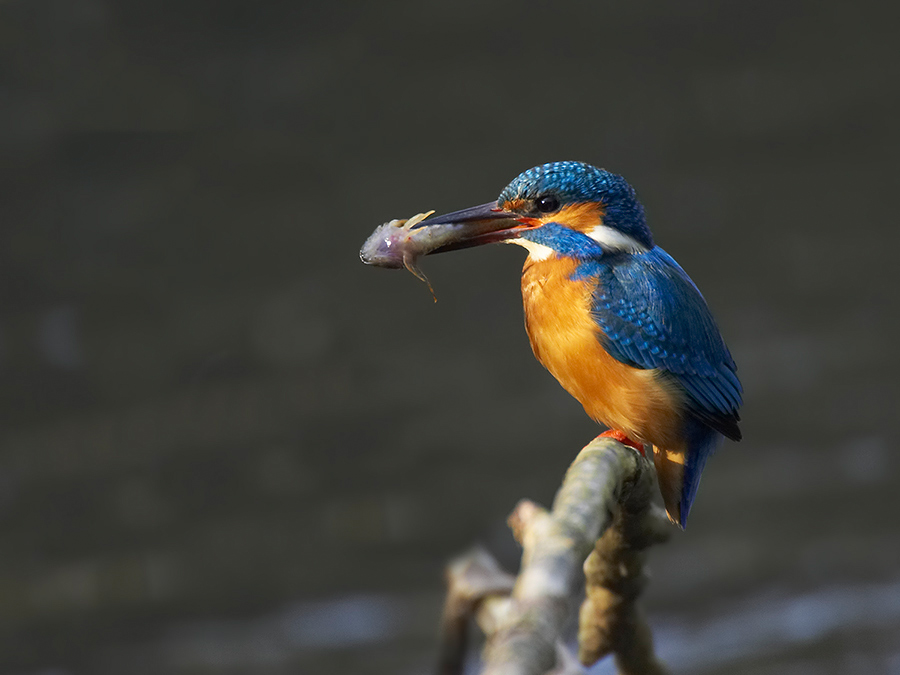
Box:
598 429 646 457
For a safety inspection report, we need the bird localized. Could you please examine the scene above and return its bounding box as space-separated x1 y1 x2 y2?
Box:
417 161 742 528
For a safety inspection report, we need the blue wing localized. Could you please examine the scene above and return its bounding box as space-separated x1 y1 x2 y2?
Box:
580 247 743 440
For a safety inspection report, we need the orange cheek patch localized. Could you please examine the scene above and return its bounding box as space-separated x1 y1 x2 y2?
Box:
501 198 528 212
542 202 605 233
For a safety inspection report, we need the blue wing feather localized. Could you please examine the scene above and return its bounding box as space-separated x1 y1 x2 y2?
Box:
582 247 743 440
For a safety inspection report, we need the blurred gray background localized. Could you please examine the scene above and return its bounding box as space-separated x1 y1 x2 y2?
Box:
2 1 899 673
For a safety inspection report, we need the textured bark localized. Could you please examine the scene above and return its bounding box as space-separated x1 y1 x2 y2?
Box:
438 437 671 675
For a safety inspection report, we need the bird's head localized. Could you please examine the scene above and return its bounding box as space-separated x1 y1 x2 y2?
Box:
422 161 653 260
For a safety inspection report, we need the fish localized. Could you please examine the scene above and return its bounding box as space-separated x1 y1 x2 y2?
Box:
360 204 524 301
359 211 438 298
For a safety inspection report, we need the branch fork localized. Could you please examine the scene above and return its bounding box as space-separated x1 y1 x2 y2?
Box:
439 437 672 675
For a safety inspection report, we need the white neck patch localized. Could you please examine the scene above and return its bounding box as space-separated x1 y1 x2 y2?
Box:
507 238 554 261
587 225 648 253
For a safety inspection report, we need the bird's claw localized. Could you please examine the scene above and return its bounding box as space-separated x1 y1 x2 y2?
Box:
598 429 646 457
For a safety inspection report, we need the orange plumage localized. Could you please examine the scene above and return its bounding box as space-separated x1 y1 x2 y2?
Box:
521 254 692 523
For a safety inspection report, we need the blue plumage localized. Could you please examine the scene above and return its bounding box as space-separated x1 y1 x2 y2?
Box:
529 223 743 439
586 247 743 441
523 223 605 259
500 162 654 249
679 417 722 524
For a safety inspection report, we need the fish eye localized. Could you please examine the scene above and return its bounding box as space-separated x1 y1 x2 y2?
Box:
535 195 560 213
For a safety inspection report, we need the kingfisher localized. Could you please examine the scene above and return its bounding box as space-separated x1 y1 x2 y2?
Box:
398 161 742 528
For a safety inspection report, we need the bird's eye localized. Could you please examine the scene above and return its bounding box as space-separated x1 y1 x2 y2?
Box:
535 195 560 213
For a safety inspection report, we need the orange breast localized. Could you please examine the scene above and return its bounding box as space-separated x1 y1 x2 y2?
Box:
521 256 685 448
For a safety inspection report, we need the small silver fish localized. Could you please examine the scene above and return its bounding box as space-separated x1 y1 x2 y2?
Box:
359 211 438 298
360 203 526 301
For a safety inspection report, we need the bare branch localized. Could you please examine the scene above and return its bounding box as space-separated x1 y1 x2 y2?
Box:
438 436 672 675
439 548 516 675
578 466 671 673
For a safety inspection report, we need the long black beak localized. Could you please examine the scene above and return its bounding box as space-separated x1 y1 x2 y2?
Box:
417 201 529 254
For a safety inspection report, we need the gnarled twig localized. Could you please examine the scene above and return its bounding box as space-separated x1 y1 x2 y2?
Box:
439 437 671 675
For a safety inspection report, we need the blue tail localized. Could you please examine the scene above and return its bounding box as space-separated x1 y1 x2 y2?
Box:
654 417 723 528
678 418 723 527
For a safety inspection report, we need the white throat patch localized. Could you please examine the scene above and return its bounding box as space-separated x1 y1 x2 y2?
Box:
587 225 648 253
508 238 554 261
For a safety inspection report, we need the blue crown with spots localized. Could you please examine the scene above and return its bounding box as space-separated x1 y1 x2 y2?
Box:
499 161 653 249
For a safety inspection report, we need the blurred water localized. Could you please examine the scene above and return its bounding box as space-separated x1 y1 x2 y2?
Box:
1 1 898 673
651 581 900 673
60 580 900 673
